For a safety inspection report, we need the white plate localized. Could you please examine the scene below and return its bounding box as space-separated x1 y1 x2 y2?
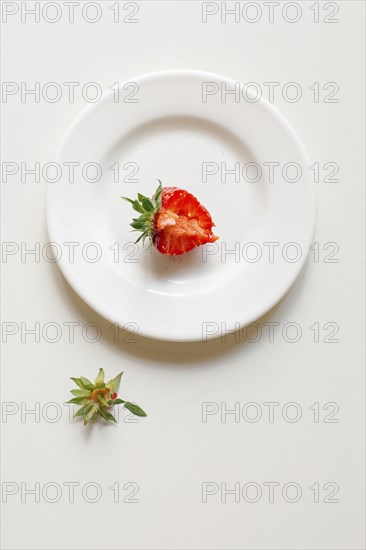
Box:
47 70 316 342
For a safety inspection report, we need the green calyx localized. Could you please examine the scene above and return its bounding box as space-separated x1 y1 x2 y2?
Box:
67 368 147 426
121 180 163 246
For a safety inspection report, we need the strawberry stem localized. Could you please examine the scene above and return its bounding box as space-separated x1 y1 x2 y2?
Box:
121 180 162 246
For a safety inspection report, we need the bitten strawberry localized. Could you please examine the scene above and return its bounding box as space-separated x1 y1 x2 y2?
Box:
122 181 218 256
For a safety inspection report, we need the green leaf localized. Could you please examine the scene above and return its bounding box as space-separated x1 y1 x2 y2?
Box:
74 403 93 417
84 404 99 424
122 196 135 205
130 221 145 230
71 377 94 391
80 377 95 391
134 214 149 222
94 368 105 386
98 393 109 407
141 198 154 212
133 200 144 214
137 192 149 202
67 397 88 405
122 197 144 214
135 233 146 244
99 408 117 423
107 372 123 393
71 389 91 398
124 402 147 417
70 377 86 389
113 398 126 405
154 181 163 206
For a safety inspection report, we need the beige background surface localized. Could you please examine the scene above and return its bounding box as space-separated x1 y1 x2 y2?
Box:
1 1 365 549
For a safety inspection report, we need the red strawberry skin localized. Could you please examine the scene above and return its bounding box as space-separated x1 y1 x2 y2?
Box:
153 187 218 256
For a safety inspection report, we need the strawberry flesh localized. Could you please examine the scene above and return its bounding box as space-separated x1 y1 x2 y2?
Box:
153 187 218 256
